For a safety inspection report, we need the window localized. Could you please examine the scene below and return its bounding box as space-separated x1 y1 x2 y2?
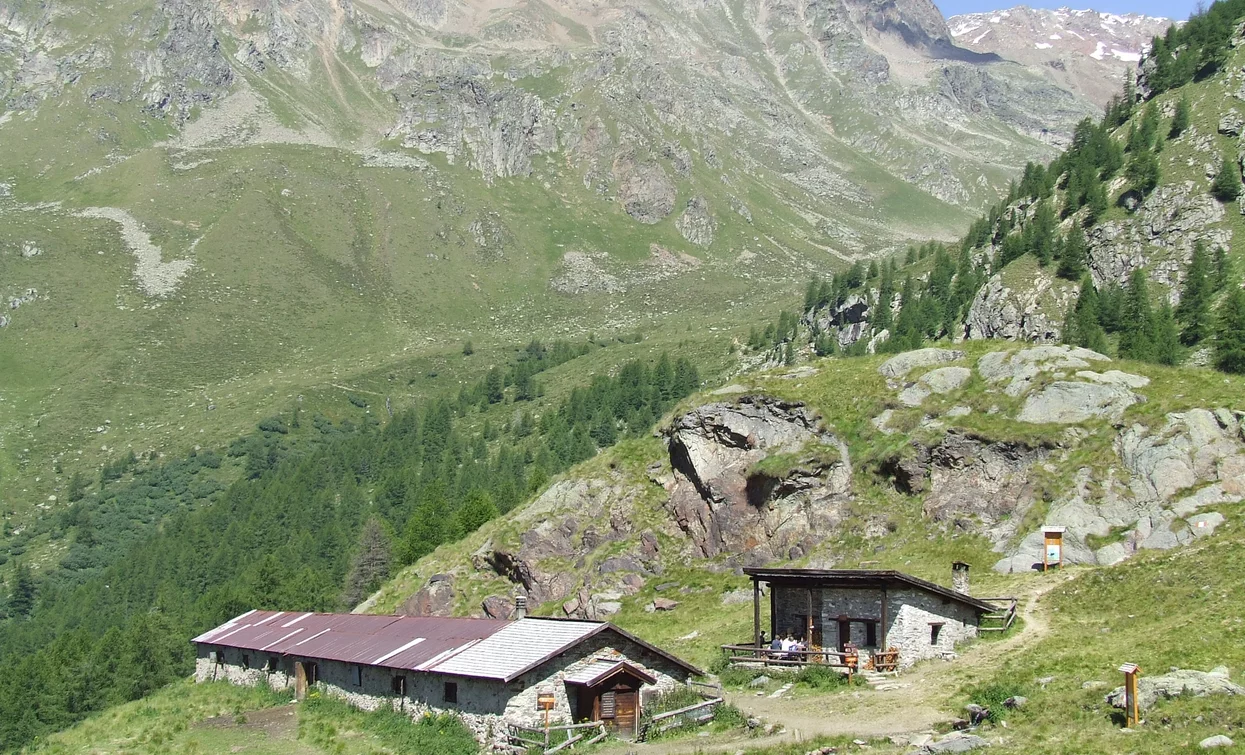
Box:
930 623 944 646
266 657 278 673
444 681 458 704
241 654 250 670
392 676 406 696
209 650 220 664
600 691 616 718
865 621 878 647
351 666 363 687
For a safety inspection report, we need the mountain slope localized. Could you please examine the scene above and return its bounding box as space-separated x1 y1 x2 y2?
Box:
950 7 1172 107
0 0 1100 533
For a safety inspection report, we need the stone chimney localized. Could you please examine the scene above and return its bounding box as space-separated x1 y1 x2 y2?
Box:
514 594 528 620
952 561 971 595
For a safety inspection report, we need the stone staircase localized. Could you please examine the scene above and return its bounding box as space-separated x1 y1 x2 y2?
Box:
859 669 901 692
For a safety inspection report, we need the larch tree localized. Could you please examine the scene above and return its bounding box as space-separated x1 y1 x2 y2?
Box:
1215 286 1245 374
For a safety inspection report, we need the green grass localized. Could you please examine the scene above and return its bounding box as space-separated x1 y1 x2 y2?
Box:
952 501 1245 753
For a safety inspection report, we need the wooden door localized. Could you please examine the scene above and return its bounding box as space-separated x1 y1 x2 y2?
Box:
294 662 317 700
614 690 638 738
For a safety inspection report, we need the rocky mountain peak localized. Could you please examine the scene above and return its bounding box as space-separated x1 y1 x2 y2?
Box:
949 6 1172 105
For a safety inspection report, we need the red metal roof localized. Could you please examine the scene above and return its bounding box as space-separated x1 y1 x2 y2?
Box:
193 610 511 672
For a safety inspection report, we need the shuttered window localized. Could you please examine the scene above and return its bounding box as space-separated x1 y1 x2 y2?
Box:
600 691 616 718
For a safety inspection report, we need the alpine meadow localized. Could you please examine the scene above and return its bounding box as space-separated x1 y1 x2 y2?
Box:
4 0 1245 753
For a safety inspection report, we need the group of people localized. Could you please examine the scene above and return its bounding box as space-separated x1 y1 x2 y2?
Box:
761 630 807 659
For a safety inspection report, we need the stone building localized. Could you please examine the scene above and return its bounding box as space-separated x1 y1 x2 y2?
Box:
193 609 700 749
742 565 996 669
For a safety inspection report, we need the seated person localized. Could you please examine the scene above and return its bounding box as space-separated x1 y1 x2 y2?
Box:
769 634 783 657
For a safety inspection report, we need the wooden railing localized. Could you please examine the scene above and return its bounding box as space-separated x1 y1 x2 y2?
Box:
978 597 1018 632
637 697 723 741
720 644 855 670
506 721 607 753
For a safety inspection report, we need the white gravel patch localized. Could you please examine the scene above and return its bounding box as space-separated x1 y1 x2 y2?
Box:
75 207 194 297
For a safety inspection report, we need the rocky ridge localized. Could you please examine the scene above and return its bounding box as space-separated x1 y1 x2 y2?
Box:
949 6 1171 107
391 344 1245 621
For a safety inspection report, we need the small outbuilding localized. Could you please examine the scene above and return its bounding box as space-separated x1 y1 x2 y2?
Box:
741 564 999 669
193 609 701 750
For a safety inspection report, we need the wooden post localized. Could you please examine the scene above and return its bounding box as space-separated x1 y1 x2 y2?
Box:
1119 663 1141 728
753 578 761 652
806 588 814 649
880 587 888 651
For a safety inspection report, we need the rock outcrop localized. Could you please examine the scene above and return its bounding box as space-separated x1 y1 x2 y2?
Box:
965 270 1075 342
665 396 852 563
1106 668 1245 711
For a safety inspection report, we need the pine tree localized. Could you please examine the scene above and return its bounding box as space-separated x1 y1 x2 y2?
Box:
1215 286 1245 374
1214 246 1234 291
1169 96 1190 139
867 260 879 279
1126 149 1160 196
7 562 35 618
804 279 820 312
1153 300 1182 365
783 340 796 366
1057 226 1088 280
1085 176 1109 223
874 264 895 332
341 518 393 607
455 489 499 535
1119 269 1156 361
1211 155 1242 201
1177 242 1213 345
462 340 474 356
484 367 505 404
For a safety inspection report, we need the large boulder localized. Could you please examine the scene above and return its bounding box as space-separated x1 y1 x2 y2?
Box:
1016 380 1143 424
664 395 852 562
879 348 964 381
1106 668 1245 711
400 573 457 616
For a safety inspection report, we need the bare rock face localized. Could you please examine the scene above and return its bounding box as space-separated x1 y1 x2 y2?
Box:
911 431 1052 542
399 573 456 616
480 594 514 619
1088 182 1232 292
664 395 852 563
805 293 876 349
965 270 1075 342
675 196 715 247
615 155 676 224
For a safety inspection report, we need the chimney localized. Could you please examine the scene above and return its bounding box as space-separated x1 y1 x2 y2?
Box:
514 594 528 620
952 561 971 596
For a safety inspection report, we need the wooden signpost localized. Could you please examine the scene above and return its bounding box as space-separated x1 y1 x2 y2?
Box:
538 691 556 732
1118 663 1141 728
1043 526 1066 571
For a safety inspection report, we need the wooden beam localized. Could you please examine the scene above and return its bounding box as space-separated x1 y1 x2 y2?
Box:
806 588 814 648
753 578 761 648
881 586 889 650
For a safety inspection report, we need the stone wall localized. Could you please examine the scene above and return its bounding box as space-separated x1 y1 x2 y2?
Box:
771 584 979 669
195 628 691 751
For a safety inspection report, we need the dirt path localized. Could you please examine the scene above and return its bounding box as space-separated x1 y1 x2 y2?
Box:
607 575 1070 754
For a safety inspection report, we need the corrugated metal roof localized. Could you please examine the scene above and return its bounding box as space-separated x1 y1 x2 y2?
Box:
193 611 511 672
430 618 603 682
195 612 704 681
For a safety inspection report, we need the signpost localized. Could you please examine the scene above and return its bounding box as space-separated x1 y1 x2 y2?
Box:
1043 526 1066 571
537 691 556 735
1118 663 1141 728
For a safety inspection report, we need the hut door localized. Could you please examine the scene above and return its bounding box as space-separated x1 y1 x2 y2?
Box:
294 662 318 700
614 689 638 738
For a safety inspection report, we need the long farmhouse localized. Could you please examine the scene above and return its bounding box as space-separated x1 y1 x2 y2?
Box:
193 606 701 749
